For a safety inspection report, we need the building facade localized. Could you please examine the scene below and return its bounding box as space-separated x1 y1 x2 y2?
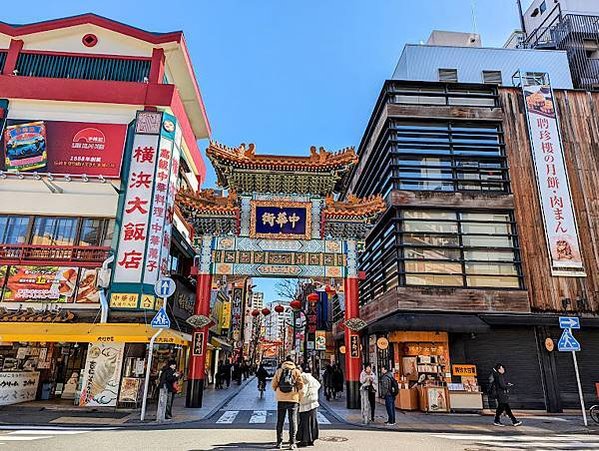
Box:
0 14 209 408
348 42 599 412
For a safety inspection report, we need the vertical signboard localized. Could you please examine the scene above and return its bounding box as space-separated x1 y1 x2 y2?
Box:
113 111 163 285
79 342 125 407
522 75 585 276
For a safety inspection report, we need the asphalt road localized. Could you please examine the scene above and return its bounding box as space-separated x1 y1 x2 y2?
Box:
0 382 597 450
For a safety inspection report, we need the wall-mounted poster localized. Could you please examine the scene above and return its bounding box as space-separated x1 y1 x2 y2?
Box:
2 266 78 302
3 121 47 172
75 269 100 303
1 120 126 177
79 342 125 407
522 76 585 276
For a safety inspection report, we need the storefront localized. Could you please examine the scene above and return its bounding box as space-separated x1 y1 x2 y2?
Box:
0 322 189 407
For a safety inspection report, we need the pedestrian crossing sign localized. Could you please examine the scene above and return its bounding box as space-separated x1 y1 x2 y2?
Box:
151 307 171 328
558 328 580 352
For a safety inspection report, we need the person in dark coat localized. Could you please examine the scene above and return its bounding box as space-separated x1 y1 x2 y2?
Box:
489 363 522 427
322 364 334 401
332 364 344 399
222 360 232 388
159 359 180 419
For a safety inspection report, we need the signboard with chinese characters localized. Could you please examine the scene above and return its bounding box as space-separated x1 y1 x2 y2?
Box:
113 111 163 286
452 364 477 377
79 342 125 407
1 120 126 177
192 331 205 356
250 200 311 240
523 80 584 276
350 335 360 358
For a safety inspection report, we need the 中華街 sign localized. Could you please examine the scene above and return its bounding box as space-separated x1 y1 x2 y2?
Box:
522 78 585 276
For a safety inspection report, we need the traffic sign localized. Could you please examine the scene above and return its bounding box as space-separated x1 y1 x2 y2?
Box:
151 307 171 329
558 328 581 352
559 316 580 329
154 277 176 298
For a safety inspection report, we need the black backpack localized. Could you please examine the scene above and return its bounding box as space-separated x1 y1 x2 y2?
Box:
278 368 295 393
487 373 498 399
389 375 399 397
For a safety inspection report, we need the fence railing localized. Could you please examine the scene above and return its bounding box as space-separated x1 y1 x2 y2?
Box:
0 244 111 267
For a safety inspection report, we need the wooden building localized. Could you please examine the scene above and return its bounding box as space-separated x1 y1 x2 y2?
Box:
348 79 599 412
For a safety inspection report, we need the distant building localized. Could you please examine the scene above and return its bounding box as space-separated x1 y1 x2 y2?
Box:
514 0 599 90
252 291 264 310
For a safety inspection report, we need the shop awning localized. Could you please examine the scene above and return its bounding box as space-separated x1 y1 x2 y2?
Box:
0 323 191 346
210 336 232 351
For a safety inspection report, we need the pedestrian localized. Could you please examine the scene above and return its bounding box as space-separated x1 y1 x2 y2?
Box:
215 362 223 389
222 360 232 388
257 363 269 393
332 364 344 399
489 363 522 427
322 364 334 401
233 360 243 385
379 366 398 425
359 364 377 424
297 364 321 447
272 355 304 450
159 359 180 420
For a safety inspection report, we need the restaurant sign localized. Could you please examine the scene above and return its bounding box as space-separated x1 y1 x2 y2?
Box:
522 79 585 276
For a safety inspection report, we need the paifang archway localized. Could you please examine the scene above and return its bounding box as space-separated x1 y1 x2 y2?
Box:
176 142 385 409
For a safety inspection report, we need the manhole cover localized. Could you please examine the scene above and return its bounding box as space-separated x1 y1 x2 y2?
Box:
320 436 348 443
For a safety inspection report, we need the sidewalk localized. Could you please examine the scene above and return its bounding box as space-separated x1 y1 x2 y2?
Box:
0 378 253 428
320 392 598 435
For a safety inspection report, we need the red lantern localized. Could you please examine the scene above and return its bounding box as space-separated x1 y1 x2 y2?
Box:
325 285 336 296
290 299 302 310
274 304 285 313
251 308 260 317
261 307 271 316
307 293 319 303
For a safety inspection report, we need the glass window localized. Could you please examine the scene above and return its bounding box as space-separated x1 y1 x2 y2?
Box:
31 217 78 246
79 219 104 246
400 209 522 289
0 216 30 244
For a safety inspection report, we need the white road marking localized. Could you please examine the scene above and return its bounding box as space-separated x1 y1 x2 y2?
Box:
317 411 331 425
216 410 240 424
432 433 598 450
249 410 267 424
0 436 51 441
8 430 90 435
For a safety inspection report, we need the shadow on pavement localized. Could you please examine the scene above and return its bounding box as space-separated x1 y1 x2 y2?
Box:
191 442 275 451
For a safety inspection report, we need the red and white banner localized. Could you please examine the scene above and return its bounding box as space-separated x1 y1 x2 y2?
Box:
523 83 584 276
113 111 162 284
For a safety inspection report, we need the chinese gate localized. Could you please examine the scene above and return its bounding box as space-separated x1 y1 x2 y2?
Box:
176 142 385 409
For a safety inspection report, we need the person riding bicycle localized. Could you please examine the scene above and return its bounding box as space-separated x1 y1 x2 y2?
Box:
256 363 269 391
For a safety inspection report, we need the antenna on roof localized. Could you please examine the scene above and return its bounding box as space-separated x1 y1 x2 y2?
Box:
471 0 478 34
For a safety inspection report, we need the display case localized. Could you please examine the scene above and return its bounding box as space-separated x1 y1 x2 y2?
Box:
418 386 450 413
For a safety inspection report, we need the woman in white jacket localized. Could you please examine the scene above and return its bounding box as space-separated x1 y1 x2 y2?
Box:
296 364 321 447
360 364 378 424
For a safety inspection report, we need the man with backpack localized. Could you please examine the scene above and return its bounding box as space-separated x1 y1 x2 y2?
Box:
379 366 398 425
272 356 304 449
488 363 522 427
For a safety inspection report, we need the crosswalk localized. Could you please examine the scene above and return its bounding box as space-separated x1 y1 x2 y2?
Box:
0 427 98 445
433 433 599 450
213 409 334 426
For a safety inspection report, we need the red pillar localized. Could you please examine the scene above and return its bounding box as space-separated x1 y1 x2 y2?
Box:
2 39 23 76
148 47 165 84
185 272 212 408
344 276 361 409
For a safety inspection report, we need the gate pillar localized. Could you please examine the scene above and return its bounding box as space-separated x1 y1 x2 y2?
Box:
186 271 212 408
344 276 361 409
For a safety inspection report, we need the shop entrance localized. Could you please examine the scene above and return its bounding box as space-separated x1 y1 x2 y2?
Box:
176 142 386 408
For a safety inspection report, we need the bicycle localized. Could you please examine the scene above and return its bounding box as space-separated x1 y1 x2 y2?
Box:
590 404 599 424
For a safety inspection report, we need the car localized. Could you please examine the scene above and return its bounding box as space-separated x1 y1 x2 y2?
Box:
261 359 279 378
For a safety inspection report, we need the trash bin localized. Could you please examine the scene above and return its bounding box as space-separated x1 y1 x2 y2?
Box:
41 382 52 400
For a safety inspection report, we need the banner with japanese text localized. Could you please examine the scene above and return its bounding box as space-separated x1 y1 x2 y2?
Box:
523 82 584 276
113 111 163 285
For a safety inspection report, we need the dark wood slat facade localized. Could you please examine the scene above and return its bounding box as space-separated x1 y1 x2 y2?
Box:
501 87 599 314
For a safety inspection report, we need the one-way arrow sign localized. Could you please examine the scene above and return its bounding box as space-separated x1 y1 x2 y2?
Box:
559 316 580 329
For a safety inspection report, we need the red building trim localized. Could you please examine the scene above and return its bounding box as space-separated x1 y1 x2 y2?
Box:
2 39 24 75
0 13 183 45
149 48 165 83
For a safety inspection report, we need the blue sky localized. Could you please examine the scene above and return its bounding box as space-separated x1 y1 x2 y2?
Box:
3 0 532 302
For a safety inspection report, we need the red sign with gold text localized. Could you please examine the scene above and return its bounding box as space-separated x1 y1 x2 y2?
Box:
1 120 126 177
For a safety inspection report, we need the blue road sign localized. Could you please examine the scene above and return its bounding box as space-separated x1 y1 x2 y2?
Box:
558 328 581 352
559 316 580 329
154 277 176 298
151 307 171 329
